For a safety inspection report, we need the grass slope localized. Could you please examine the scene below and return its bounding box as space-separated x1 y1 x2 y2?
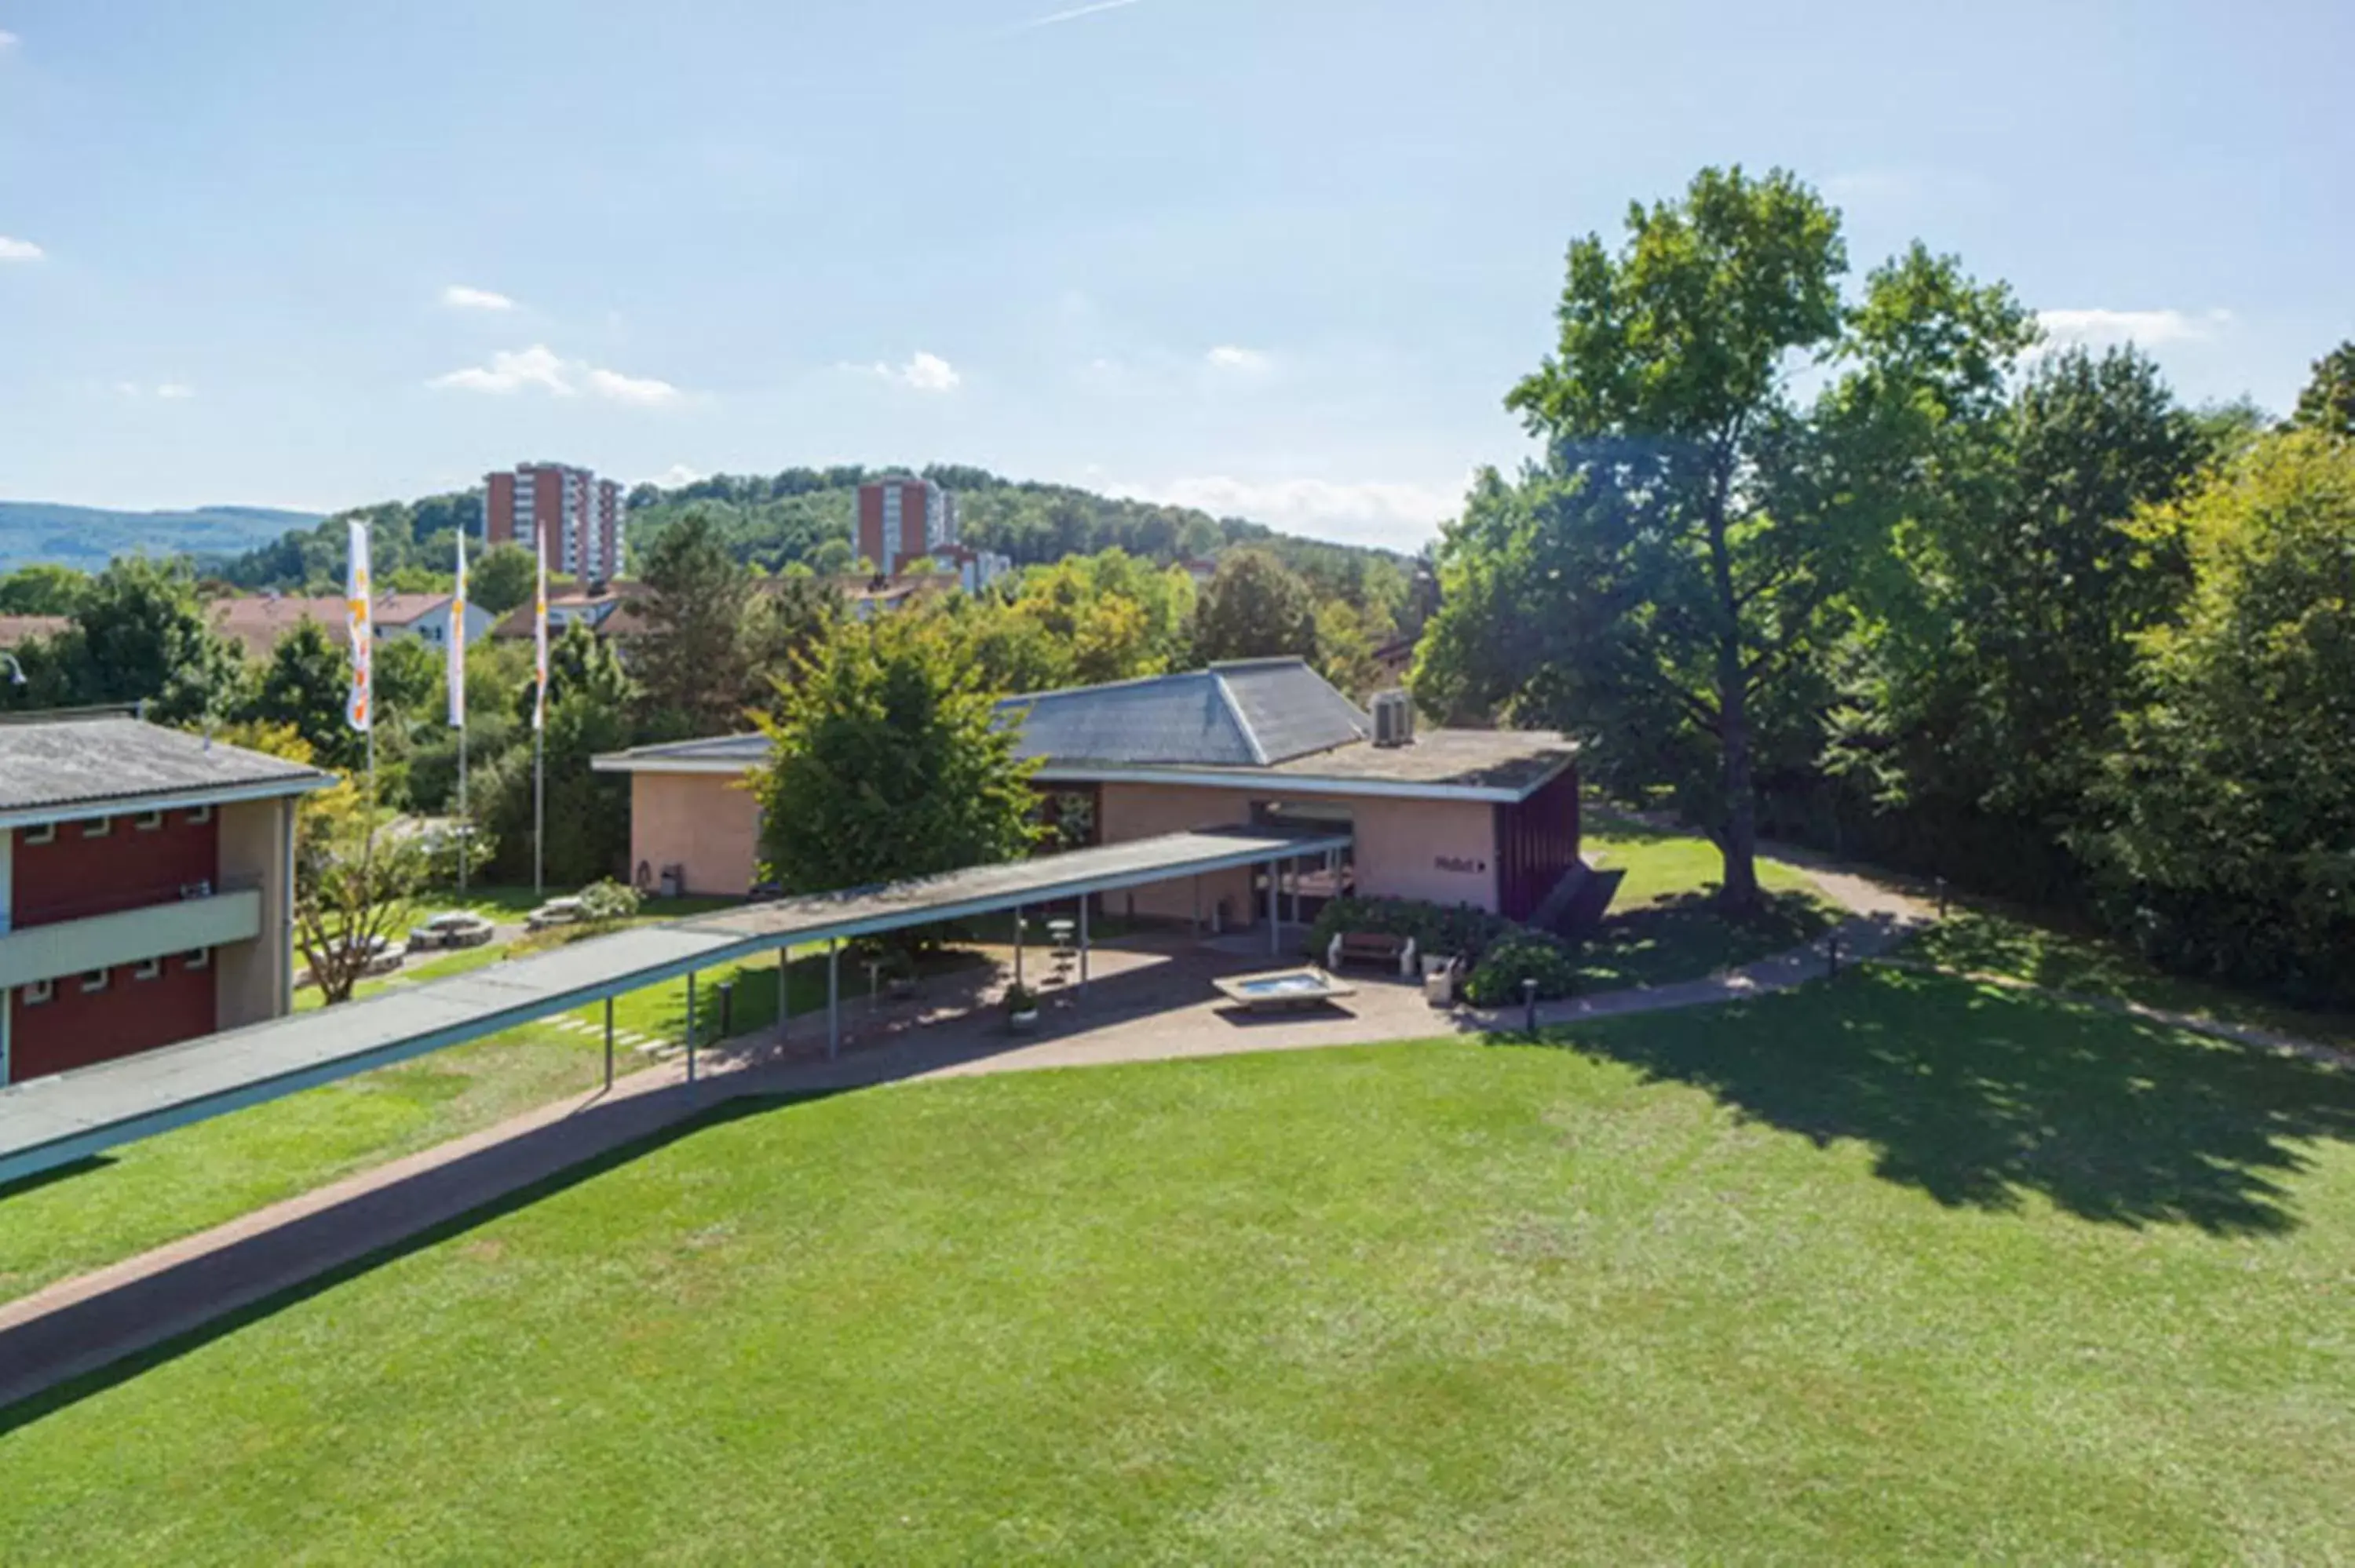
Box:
5 970 2351 1563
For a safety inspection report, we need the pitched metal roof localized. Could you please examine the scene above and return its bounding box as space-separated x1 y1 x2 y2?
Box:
995 658 1368 769
0 715 332 819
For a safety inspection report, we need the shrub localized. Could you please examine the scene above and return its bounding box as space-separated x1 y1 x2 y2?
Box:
578 877 641 928
1463 931 1581 1006
1306 895 1510 964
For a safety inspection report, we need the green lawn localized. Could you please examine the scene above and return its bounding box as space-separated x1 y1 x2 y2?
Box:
5 969 2352 1563
1572 812 1842 987
1901 897 2355 1048
0 939 962 1306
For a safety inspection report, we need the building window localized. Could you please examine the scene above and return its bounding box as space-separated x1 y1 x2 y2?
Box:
22 822 54 846
82 816 111 838
186 804 213 826
133 957 162 981
81 968 109 994
24 979 52 1005
136 809 165 832
184 947 212 971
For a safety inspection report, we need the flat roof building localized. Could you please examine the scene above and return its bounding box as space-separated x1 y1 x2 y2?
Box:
594 658 1580 924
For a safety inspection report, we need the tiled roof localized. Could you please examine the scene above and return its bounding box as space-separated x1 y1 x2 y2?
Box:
0 714 332 817
210 593 454 658
0 615 70 648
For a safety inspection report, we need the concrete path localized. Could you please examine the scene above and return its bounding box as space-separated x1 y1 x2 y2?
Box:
0 850 1937 1415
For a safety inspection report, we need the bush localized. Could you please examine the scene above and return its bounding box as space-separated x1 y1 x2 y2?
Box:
578 877 641 928
1463 931 1581 1006
1306 896 1510 965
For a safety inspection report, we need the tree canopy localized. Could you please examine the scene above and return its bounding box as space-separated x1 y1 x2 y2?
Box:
752 614 1038 901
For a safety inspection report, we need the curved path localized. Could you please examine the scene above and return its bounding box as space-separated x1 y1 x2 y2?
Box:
0 854 1990 1416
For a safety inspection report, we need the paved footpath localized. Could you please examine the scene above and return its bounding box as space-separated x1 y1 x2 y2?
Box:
0 852 1968 1417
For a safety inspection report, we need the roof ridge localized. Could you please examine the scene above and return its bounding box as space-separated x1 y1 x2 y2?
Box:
1210 669 1271 766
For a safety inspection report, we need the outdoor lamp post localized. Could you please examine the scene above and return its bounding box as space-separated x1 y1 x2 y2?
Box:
1521 975 1539 1036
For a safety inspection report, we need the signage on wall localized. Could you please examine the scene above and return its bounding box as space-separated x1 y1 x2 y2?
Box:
1434 855 1488 875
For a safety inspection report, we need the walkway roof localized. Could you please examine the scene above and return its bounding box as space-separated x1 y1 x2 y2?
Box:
0 824 1349 1186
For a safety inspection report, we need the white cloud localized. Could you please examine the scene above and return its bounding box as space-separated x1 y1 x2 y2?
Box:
155 382 195 399
2035 308 2233 352
0 235 43 262
429 343 682 404
0 30 18 49
646 463 706 489
440 283 517 312
113 380 197 400
1111 475 1463 551
430 343 574 395
584 365 681 406
1205 345 1274 375
1015 0 1144 31
852 350 962 392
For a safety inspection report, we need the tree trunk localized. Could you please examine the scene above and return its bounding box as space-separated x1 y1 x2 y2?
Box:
1718 666 1762 912
1706 460 1762 914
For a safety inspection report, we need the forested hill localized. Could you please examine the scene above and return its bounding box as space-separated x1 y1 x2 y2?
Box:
207 465 1416 593
0 501 319 573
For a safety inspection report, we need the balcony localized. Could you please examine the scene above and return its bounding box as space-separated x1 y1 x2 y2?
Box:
0 883 263 990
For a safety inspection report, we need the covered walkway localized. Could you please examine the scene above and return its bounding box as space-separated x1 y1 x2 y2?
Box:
0 825 1349 1187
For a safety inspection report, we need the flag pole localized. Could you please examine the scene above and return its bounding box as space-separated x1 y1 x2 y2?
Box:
453 527 470 895
532 522 548 899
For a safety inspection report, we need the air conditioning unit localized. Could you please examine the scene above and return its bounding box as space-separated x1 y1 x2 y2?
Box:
1371 690 1415 748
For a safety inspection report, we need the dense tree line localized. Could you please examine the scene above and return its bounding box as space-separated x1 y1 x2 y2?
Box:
1417 163 2355 1002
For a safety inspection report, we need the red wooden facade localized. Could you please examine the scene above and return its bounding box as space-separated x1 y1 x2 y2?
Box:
9 807 224 1081
1492 765 1581 921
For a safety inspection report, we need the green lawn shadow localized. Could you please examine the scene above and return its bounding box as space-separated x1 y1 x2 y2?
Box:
1535 968 2355 1235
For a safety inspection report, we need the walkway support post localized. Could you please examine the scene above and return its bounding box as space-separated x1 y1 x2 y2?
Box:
1290 856 1302 928
1266 865 1280 956
777 945 788 1043
1079 897 1090 992
602 997 614 1090
827 939 839 1062
1013 905 1024 987
685 972 698 1085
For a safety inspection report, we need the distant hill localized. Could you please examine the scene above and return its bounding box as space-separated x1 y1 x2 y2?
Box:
0 502 322 573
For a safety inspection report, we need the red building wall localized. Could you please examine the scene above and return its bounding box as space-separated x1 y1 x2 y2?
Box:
14 809 219 928
486 472 517 545
856 487 885 570
8 808 225 1082
10 954 216 1080
1493 766 1581 921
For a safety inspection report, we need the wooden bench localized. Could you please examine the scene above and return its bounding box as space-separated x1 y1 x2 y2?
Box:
1326 931 1418 977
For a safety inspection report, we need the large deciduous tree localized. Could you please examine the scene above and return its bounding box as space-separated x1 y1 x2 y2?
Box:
1421 167 1860 908
2085 429 2355 1001
753 615 1037 899
466 543 539 618
1192 549 1320 667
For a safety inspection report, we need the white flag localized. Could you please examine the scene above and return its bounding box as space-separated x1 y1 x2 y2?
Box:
447 530 468 728
345 519 373 732
532 523 549 733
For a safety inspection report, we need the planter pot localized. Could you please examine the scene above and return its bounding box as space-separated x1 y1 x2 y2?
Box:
1007 1009 1042 1034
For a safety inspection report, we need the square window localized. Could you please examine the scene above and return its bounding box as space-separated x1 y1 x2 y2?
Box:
186 804 214 826
24 979 53 1005
82 816 111 838
80 968 108 994
22 822 54 847
136 810 165 832
133 957 162 981
184 948 212 972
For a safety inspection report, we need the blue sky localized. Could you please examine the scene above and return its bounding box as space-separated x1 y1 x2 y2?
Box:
0 0 2346 549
